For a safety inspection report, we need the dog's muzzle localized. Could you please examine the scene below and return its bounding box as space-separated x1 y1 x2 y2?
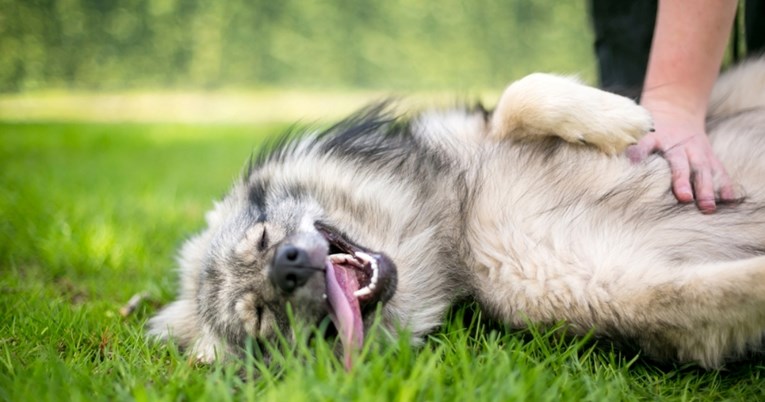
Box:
269 232 328 293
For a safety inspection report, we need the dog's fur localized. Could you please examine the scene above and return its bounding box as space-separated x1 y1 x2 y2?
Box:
149 58 765 368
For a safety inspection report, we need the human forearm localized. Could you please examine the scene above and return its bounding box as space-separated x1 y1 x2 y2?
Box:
641 0 737 117
630 0 738 213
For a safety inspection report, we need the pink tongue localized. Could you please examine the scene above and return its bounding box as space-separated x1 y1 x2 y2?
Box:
325 260 364 370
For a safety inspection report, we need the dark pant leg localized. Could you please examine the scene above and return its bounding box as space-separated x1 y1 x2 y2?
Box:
589 0 657 98
745 0 765 54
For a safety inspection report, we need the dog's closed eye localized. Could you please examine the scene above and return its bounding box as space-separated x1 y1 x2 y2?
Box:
258 227 269 252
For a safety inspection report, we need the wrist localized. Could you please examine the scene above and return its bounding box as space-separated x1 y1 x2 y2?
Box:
640 95 707 127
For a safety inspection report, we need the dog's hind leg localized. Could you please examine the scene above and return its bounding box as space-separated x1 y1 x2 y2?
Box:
610 255 765 367
489 73 653 154
474 253 765 368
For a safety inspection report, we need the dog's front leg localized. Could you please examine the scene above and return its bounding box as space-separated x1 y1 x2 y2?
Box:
489 73 653 154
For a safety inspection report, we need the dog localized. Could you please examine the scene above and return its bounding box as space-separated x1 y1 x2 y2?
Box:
148 57 765 369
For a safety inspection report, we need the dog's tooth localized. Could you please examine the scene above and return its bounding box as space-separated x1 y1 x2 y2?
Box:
355 252 378 277
329 253 355 264
349 251 379 297
371 265 378 282
354 251 371 263
322 293 327 300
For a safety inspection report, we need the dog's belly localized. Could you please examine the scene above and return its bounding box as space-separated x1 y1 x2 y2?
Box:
462 139 765 330
708 111 765 199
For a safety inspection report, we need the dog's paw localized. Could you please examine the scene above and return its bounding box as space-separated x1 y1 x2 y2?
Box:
558 85 653 155
490 73 653 155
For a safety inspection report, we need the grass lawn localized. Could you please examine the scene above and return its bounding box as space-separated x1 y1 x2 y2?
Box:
1 121 764 401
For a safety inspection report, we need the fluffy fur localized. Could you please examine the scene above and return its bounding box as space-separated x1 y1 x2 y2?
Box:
149 57 765 369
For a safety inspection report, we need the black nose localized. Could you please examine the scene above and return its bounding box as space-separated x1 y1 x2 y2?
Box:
270 245 319 293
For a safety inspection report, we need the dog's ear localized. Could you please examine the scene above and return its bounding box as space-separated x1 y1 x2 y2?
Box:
146 229 211 345
146 299 198 341
146 299 227 364
489 73 652 155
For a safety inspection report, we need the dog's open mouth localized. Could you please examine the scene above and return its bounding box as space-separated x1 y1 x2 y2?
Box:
315 222 396 369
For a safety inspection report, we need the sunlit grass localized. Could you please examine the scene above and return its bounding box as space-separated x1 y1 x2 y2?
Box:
1 122 763 401
0 90 503 125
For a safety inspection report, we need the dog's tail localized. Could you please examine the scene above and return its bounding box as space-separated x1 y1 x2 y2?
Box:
708 55 765 118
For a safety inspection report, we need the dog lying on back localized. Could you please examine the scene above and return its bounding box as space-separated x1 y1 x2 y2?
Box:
149 58 765 369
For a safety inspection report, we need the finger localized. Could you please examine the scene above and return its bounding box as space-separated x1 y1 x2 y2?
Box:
718 181 736 202
665 149 694 203
691 166 716 214
626 134 659 164
712 161 736 202
718 178 736 202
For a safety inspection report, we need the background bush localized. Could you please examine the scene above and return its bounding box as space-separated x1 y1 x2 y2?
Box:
0 0 595 92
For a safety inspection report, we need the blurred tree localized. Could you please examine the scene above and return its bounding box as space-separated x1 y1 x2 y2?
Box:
0 0 595 92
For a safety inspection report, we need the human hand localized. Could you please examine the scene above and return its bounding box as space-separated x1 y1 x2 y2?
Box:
626 107 735 213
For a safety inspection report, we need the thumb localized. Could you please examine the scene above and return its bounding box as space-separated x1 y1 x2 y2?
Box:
626 134 659 163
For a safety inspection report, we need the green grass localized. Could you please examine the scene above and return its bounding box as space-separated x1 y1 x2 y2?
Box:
1 122 764 401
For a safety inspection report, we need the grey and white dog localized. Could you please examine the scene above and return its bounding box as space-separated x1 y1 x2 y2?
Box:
149 58 765 369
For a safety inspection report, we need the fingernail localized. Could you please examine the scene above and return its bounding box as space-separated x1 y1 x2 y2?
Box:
676 189 694 203
698 201 716 214
720 188 736 201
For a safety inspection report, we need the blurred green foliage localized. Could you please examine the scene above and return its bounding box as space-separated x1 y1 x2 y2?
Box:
0 0 595 92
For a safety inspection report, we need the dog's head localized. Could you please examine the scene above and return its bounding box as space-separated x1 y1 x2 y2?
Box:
148 106 468 368
195 169 398 368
